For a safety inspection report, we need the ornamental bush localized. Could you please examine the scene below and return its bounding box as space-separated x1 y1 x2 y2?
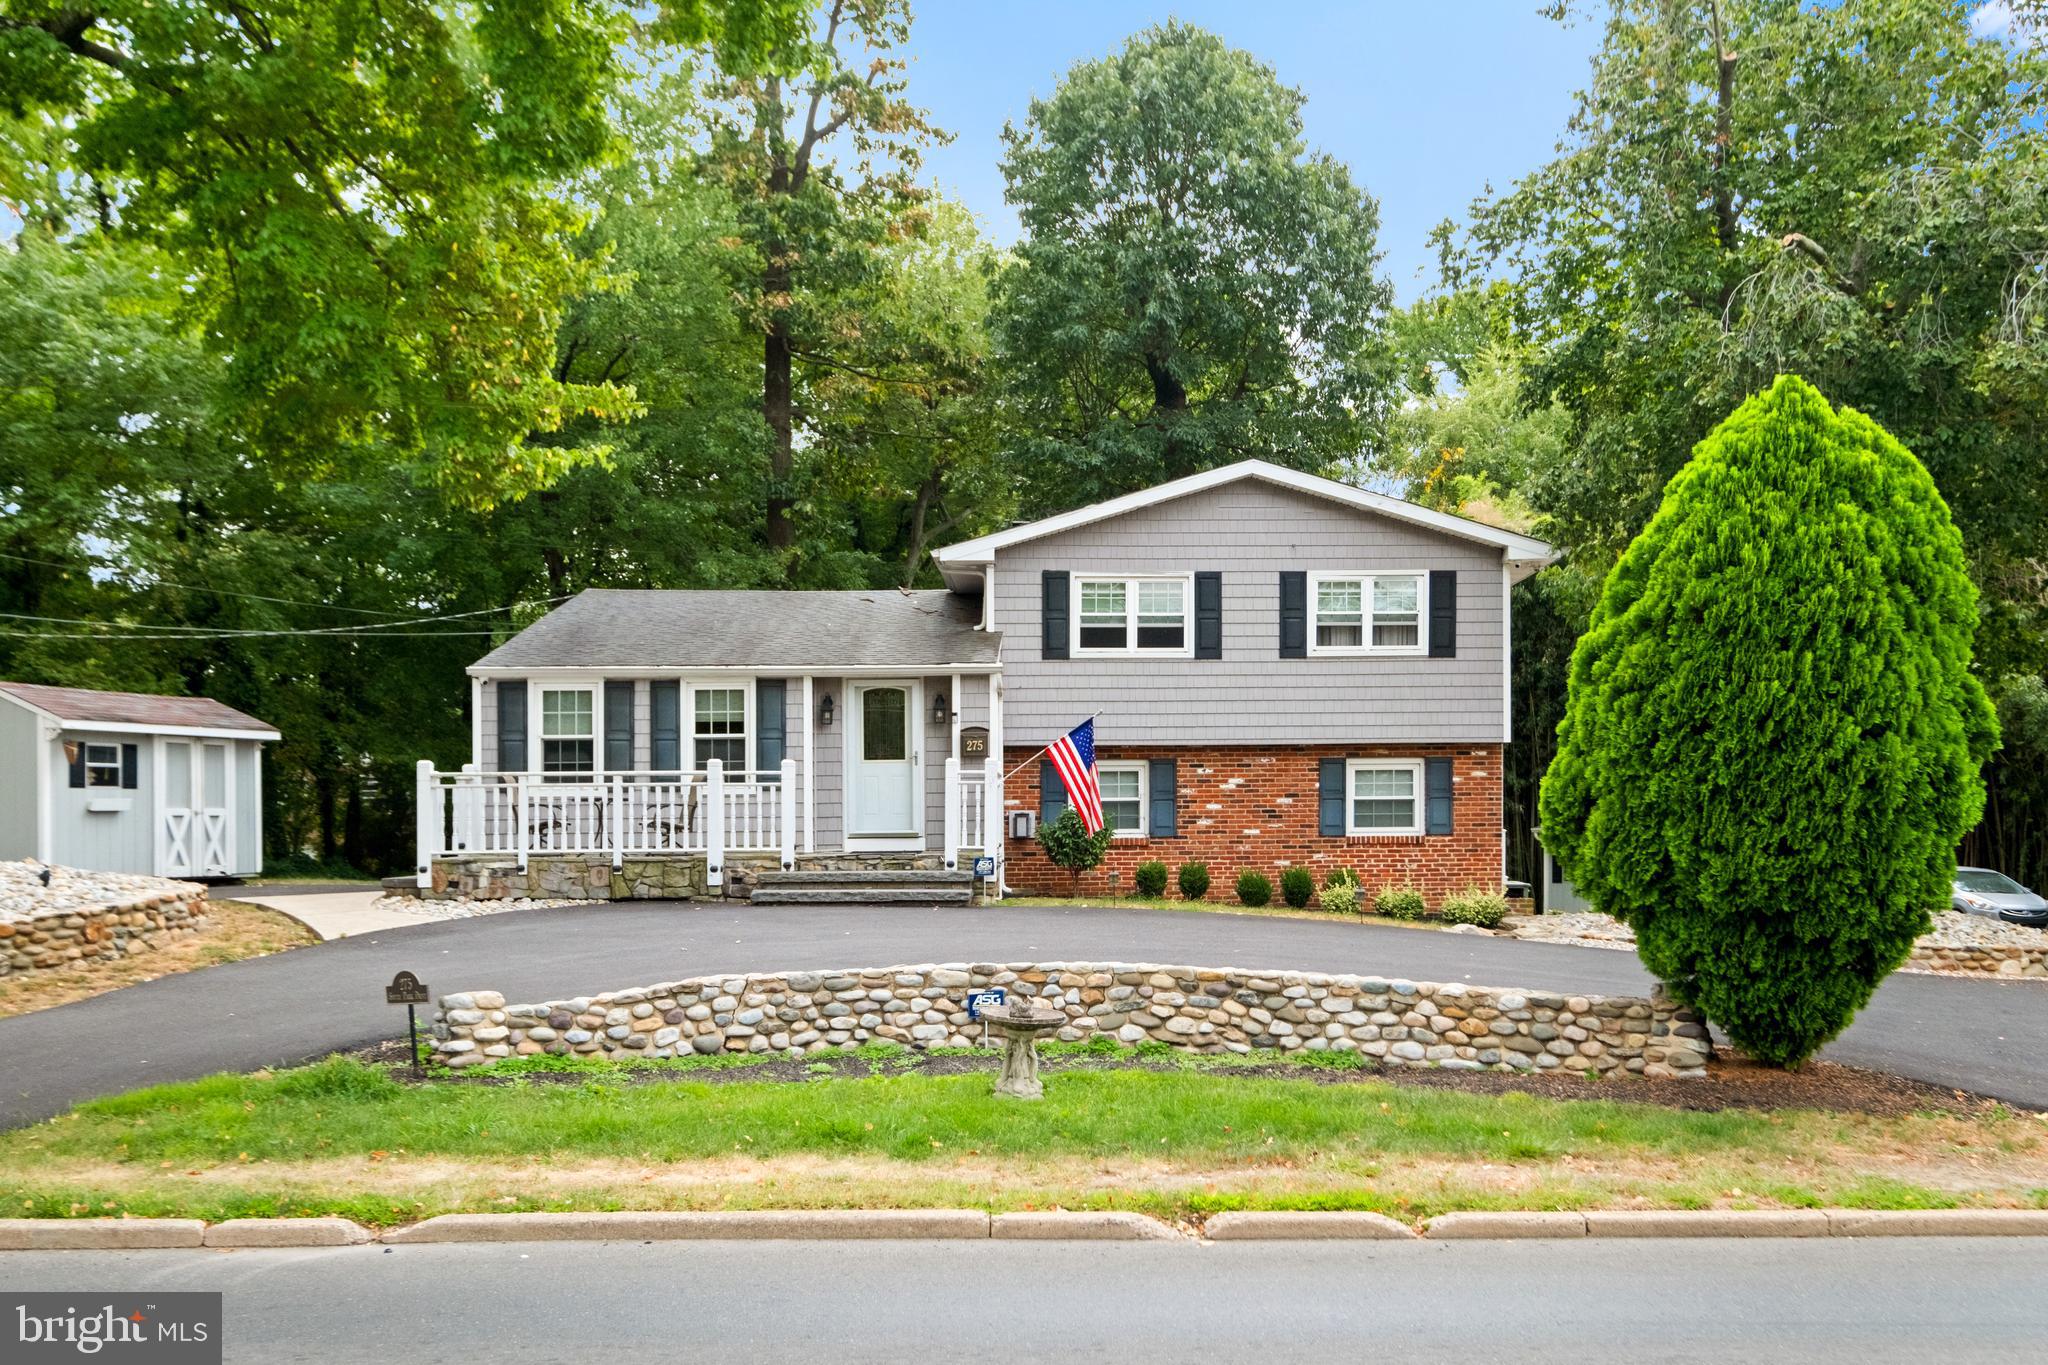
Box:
1539 376 1997 1067
1315 881 1359 914
1440 889 1508 929
1036 809 1115 892
1235 869 1273 907
1280 866 1315 908
1177 861 1211 900
1133 860 1169 898
1373 886 1425 920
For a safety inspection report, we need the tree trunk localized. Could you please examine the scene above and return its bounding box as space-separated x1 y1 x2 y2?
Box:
764 311 796 555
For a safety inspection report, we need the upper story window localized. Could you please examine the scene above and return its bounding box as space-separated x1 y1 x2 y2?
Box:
1075 575 1190 656
694 687 747 771
1311 573 1426 656
1098 760 1148 836
540 688 595 777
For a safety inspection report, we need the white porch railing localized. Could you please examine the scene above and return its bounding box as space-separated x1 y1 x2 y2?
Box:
942 755 1002 878
416 758 796 890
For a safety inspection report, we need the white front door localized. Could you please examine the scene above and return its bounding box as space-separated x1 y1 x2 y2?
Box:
161 740 195 877
160 738 234 876
848 682 919 840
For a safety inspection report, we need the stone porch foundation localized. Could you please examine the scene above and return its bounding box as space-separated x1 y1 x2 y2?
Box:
408 851 952 902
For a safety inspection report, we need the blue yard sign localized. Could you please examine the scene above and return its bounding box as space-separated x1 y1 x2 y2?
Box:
972 856 995 879
966 988 1006 1020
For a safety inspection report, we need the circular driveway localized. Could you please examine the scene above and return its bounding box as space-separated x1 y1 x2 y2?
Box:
1 901 2041 1126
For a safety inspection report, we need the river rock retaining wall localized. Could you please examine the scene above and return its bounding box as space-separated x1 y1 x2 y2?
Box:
432 962 1712 1079
0 890 207 978
1908 943 2048 978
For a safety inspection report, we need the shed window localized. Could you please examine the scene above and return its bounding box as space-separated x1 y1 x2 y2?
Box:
84 743 122 788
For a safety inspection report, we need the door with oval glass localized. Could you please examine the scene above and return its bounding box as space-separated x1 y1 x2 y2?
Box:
848 681 920 841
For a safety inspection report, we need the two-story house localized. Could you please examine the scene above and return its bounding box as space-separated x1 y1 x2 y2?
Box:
412 460 1555 904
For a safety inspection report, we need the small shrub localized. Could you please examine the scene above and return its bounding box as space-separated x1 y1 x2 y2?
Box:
1280 866 1314 908
1440 888 1509 929
1323 867 1361 890
1315 881 1359 914
1235 869 1273 907
1374 885 1426 920
1134 860 1169 898
1037 809 1114 890
1177 861 1211 900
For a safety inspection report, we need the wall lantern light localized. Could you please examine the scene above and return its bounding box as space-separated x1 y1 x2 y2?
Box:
931 692 950 725
818 693 835 727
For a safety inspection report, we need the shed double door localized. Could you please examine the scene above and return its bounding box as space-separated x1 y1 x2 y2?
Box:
160 739 233 877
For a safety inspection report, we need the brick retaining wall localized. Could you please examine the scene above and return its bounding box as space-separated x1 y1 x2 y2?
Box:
432 960 1711 1079
0 891 208 979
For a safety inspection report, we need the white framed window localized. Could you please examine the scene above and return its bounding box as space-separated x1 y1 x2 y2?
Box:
1097 760 1148 837
1073 575 1191 656
693 686 747 772
539 687 596 777
1347 759 1423 836
1310 573 1427 656
84 742 122 788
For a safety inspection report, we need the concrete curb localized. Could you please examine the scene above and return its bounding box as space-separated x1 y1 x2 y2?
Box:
992 1211 1181 1240
0 1219 206 1250
380 1210 994 1243
1827 1209 2048 1237
1202 1211 1416 1240
1583 1210 1833 1239
1423 1212 1588 1240
203 1218 373 1247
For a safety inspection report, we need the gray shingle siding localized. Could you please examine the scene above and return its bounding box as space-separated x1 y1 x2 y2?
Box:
990 480 1507 746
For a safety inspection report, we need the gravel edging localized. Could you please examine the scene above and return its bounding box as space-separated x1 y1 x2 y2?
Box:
8 1209 2048 1248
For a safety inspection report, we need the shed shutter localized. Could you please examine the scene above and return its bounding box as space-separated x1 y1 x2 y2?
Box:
604 681 635 772
1319 758 1346 837
756 679 787 777
1429 570 1458 658
120 743 138 790
1148 758 1178 838
1039 761 1069 824
1041 571 1070 660
67 742 85 788
650 682 681 773
1194 572 1222 659
1279 572 1307 658
1425 757 1455 836
496 681 528 772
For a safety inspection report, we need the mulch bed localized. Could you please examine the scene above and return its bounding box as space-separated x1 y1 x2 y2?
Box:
349 1038 2024 1120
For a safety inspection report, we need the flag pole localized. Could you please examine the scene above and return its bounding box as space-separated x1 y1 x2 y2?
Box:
999 712 1103 785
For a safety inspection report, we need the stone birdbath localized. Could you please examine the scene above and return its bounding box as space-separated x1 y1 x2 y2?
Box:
985 997 1069 1100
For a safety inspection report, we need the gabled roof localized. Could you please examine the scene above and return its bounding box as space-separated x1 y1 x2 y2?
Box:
0 681 280 739
468 588 1002 672
930 458 1558 588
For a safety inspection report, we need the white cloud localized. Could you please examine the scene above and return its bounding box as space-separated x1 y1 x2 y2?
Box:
1971 0 2039 45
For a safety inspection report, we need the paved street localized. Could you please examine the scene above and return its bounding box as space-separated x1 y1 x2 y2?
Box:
2 901 2043 1126
4 1238 2044 1363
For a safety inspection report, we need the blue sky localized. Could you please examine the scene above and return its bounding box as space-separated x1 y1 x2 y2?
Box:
904 2 1605 301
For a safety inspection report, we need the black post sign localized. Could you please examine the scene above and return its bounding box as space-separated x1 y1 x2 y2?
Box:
960 726 990 760
386 971 430 1074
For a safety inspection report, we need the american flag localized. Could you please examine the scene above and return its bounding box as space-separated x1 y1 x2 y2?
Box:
1045 717 1104 833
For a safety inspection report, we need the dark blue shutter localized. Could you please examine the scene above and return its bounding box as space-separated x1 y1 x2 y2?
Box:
1039 761 1069 824
120 743 138 790
1148 758 1177 837
1279 572 1307 658
67 742 86 788
1429 570 1458 658
1041 571 1070 660
1318 758 1346 836
755 679 787 777
496 681 528 772
1425 758 1454 835
650 681 681 772
1194 572 1222 659
604 681 635 772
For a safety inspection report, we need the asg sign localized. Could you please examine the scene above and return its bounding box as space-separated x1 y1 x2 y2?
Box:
7 1293 221 1362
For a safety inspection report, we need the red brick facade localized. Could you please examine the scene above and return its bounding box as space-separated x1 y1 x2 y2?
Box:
1002 744 1504 904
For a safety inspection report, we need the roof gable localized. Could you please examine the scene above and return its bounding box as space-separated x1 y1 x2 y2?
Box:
931 459 1556 586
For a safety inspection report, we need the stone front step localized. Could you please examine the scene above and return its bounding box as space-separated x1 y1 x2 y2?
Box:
754 869 974 888
748 886 973 906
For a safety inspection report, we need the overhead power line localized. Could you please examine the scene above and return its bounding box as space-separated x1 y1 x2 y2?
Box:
0 550 414 619
0 596 569 639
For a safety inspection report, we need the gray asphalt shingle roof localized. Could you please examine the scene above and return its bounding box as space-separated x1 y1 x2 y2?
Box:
470 589 1000 671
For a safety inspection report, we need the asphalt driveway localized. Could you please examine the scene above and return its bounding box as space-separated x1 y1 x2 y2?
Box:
2 901 2041 1126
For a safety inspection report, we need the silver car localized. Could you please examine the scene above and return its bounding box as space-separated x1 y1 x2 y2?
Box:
1951 867 2048 927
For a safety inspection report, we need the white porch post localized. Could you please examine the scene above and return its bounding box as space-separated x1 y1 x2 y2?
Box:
988 673 1005 899
983 754 1002 859
801 675 815 853
414 759 436 889
705 758 725 889
514 773 528 872
942 755 961 871
456 763 480 853
608 773 622 870
779 758 797 870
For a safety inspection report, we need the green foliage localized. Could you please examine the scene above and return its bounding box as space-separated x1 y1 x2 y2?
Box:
1176 862 1211 900
1133 860 1170 898
993 20 1393 512
1540 377 1998 1066
1323 867 1361 891
1036 810 1114 883
1440 890 1509 930
1315 881 1359 915
1234 870 1273 907
1279 866 1315 909
1374 887 1426 921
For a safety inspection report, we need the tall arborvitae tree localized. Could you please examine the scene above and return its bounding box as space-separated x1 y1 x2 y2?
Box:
1540 376 1998 1066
